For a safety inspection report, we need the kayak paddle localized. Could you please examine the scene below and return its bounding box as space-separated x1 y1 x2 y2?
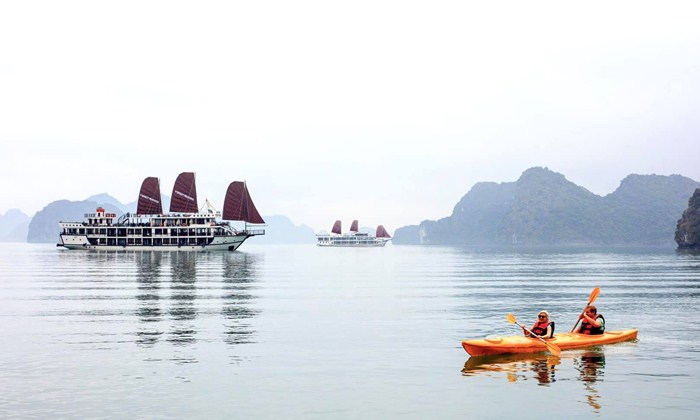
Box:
506 313 561 355
570 287 601 333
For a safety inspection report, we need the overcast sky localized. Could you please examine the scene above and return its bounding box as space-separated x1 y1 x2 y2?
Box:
1 1 699 232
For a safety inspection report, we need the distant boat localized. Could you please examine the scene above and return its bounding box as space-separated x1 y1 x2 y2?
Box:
316 220 391 247
57 172 265 251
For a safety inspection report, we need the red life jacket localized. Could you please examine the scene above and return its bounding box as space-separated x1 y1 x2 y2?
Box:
530 321 554 338
580 314 605 335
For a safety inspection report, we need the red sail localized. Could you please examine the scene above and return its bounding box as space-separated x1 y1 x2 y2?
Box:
350 220 359 232
331 220 342 234
376 225 391 238
136 177 163 215
223 181 265 223
169 172 198 213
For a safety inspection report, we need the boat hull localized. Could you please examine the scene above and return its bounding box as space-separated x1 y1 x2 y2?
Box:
461 329 638 356
58 234 250 252
316 241 389 247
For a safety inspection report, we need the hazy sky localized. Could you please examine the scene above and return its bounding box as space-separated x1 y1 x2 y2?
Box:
2 1 699 232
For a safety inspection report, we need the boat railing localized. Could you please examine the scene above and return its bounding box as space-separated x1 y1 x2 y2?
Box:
243 229 266 236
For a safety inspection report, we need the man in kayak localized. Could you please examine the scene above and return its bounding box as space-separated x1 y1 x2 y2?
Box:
577 305 605 335
522 310 554 338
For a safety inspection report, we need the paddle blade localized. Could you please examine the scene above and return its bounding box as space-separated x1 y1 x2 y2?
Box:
506 313 516 324
546 342 562 355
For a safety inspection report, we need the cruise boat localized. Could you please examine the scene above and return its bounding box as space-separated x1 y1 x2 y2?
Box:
316 220 391 247
57 172 265 251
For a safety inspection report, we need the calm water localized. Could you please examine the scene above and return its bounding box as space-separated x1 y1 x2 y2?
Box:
1 243 699 419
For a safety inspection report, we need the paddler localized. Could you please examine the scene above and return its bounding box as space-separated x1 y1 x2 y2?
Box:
522 310 555 338
576 305 605 335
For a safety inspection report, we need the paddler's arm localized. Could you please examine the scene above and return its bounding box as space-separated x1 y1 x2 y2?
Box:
543 324 553 338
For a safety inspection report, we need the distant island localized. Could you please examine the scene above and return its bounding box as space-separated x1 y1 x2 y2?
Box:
0 209 31 243
393 167 700 247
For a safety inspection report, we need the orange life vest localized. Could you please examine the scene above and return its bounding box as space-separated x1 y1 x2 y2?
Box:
530 321 554 338
580 314 605 335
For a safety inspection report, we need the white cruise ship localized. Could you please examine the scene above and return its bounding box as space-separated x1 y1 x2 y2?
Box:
57 172 265 251
316 220 391 247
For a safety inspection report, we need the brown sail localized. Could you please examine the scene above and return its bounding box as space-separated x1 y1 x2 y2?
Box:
223 181 265 224
350 220 359 232
136 177 163 215
376 225 391 238
331 220 342 234
169 172 198 213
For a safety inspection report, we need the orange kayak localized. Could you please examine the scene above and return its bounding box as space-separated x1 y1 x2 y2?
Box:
461 329 638 356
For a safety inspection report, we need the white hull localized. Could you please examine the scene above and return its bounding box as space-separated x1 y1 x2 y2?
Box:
316 233 391 247
59 234 249 251
316 241 389 247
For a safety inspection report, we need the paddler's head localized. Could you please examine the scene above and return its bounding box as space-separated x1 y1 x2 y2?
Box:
538 310 549 321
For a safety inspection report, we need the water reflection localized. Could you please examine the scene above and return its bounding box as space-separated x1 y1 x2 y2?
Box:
463 348 607 412
462 352 560 385
130 250 260 355
221 252 260 347
574 349 606 413
167 252 198 346
135 252 164 347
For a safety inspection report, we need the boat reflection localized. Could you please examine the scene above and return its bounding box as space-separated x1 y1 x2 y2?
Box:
462 352 561 386
574 349 606 413
221 252 260 347
132 250 260 356
462 348 608 412
135 252 164 347
167 252 198 347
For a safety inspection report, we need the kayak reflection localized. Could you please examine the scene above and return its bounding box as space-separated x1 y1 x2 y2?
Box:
462 348 609 411
462 352 561 386
575 349 606 413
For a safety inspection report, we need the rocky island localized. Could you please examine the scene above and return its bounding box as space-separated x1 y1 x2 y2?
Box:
394 167 700 247
675 188 700 250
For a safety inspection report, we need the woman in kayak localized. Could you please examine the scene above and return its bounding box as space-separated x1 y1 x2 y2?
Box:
522 310 555 338
577 305 605 335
